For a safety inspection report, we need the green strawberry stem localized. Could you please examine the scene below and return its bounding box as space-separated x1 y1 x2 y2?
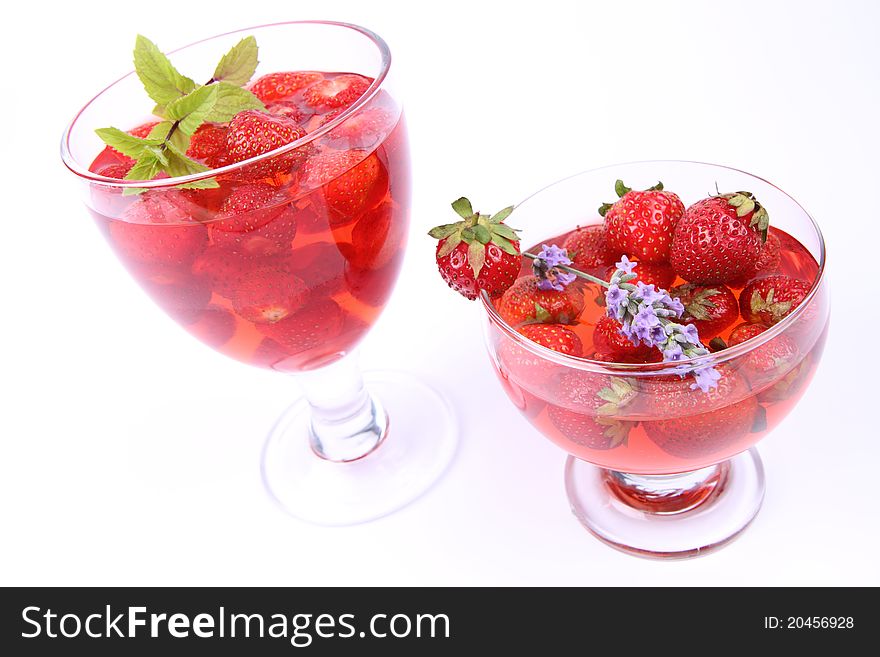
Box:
523 252 610 288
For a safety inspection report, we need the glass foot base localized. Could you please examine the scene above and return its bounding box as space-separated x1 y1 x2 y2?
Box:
565 448 765 559
261 370 457 526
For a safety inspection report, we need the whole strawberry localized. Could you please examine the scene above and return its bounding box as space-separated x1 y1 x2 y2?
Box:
739 275 811 325
226 110 308 179
497 277 585 325
429 198 522 300
670 283 739 338
248 71 324 103
731 231 781 287
499 324 583 388
547 371 637 450
727 322 799 382
603 261 676 290
642 367 758 459
300 150 387 224
671 191 770 284
562 224 616 271
592 316 653 362
600 180 685 263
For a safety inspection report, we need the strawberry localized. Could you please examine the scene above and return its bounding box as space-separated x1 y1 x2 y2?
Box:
210 183 298 257
111 194 208 269
231 264 309 324
320 107 395 150
498 324 583 389
129 122 159 138
135 265 212 325
519 324 584 356
94 161 134 179
287 241 346 298
547 372 637 449
191 247 250 298
757 354 813 403
266 101 307 124
497 276 584 325
670 192 770 284
592 315 653 362
603 261 676 289
300 150 387 223
345 260 402 308
302 74 372 110
343 202 403 270
225 110 309 179
731 231 781 287
187 122 229 168
670 283 738 338
642 367 758 459
258 298 345 355
599 180 684 263
562 224 616 271
739 275 811 325
727 322 799 381
249 71 324 103
429 198 522 300
726 322 768 345
185 306 237 348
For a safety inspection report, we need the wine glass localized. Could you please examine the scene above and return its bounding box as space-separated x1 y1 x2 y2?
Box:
480 161 829 558
60 21 456 525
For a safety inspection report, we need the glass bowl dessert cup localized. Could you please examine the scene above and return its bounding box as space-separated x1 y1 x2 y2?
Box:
480 161 828 558
60 21 456 526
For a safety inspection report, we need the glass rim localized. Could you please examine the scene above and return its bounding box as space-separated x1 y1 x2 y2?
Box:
59 20 392 189
479 159 828 375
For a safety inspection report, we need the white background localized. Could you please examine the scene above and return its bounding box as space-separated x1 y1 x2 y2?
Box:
2 0 878 586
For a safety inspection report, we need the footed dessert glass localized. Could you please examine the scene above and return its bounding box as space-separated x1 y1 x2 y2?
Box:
481 161 828 558
61 21 456 525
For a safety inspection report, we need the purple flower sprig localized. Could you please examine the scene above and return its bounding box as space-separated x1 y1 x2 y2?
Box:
524 248 720 392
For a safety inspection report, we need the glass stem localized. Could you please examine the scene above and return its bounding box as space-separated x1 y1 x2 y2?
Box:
602 462 730 514
296 351 388 463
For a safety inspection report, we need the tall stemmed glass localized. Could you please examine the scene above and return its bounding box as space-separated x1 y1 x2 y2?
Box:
481 161 829 557
61 21 456 525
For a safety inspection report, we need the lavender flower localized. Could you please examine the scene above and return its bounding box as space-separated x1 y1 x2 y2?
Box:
615 255 637 276
602 258 720 391
532 244 578 291
691 366 722 393
522 244 721 392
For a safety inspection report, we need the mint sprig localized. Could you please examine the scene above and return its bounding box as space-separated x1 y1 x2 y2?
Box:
96 35 266 192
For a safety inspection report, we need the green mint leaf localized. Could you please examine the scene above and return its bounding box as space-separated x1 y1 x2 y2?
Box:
168 128 192 157
146 121 174 141
165 85 219 136
212 36 259 86
133 35 196 109
125 153 163 181
205 82 264 122
164 140 211 177
94 127 157 159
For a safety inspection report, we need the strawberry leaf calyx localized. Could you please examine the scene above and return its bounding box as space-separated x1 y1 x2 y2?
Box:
595 378 637 415
719 190 770 243
428 197 521 278
95 35 265 192
679 284 720 321
750 288 792 322
598 179 665 216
